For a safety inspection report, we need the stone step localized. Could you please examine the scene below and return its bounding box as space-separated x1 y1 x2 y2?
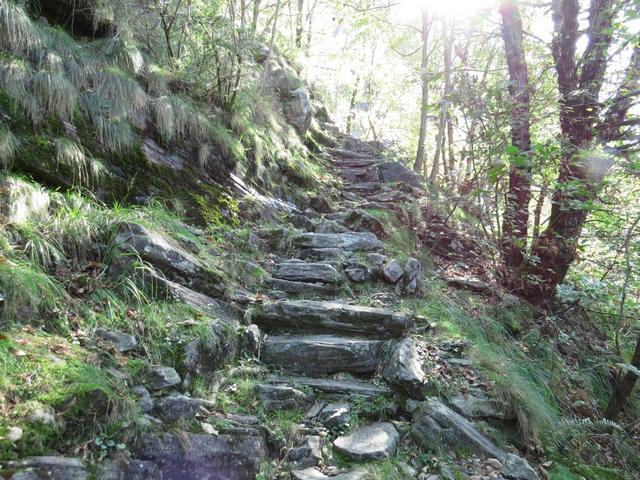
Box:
292 232 383 252
273 262 343 284
266 375 391 398
251 300 411 337
329 148 379 159
270 278 336 296
338 167 377 184
262 335 383 375
333 158 382 169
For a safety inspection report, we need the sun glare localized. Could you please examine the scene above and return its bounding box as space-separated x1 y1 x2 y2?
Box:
397 0 496 18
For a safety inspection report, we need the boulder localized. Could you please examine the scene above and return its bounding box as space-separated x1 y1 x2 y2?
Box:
344 263 376 283
382 337 428 399
285 87 313 134
376 162 421 187
1 457 86 480
134 431 267 480
412 398 538 480
449 392 515 421
262 335 382 375
255 384 315 412
292 232 383 252
405 257 422 295
273 262 343 284
382 259 404 284
305 402 351 429
333 422 399 461
183 319 239 376
95 328 137 352
115 223 224 297
154 393 209 422
148 366 181 390
241 324 264 356
343 210 387 238
288 436 323 469
250 300 411 337
132 386 153 413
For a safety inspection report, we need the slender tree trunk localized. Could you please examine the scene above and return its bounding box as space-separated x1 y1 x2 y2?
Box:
532 181 548 240
251 0 262 34
499 0 532 273
346 75 360 135
295 0 304 48
413 8 430 174
429 107 445 183
443 21 454 184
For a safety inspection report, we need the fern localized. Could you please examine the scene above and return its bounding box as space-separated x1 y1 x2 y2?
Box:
549 417 623 450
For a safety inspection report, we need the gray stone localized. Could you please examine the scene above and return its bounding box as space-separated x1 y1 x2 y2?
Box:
95 328 137 352
114 222 224 297
411 398 539 480
289 436 323 469
292 468 367 480
305 402 351 429
299 248 353 261
154 393 205 422
446 276 491 293
242 324 263 356
333 422 399 461
344 263 376 283
343 210 386 238
251 300 411 337
315 220 350 234
183 319 239 376
376 162 422 187
2 457 86 480
285 87 313 134
366 253 388 269
292 232 384 251
262 335 382 375
97 459 159 480
291 468 368 480
383 337 428 399
132 386 153 413
309 196 334 214
24 402 56 425
382 259 404 284
148 366 181 390
270 278 335 295
449 393 515 420
248 232 269 252
134 431 267 480
405 257 422 295
266 375 390 398
274 262 343 284
256 384 315 412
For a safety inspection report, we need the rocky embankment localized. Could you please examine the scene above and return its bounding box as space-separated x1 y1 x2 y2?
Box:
1 130 539 480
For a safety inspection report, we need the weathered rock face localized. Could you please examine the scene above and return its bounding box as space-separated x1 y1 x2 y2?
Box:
333 422 399 461
115 223 224 297
148 366 181 390
270 278 336 295
1 457 86 480
255 384 315 412
267 375 390 398
305 402 351 429
95 328 137 352
382 337 428 399
288 436 323 469
449 392 515 420
382 259 404 284
273 262 343 284
134 431 267 480
154 393 204 422
183 319 239 376
344 263 377 283
286 87 313 134
412 398 538 480
376 162 422 187
343 210 387 238
405 257 422 295
292 232 383 252
251 300 411 337
262 335 383 375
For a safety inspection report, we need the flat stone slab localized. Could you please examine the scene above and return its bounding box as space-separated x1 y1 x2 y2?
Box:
333 422 399 461
262 335 382 375
270 278 335 295
292 232 383 252
274 262 343 284
134 431 267 480
251 300 411 337
382 337 428 399
292 468 367 480
266 375 390 398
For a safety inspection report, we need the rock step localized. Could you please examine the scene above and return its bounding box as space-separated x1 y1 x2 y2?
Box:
270 278 336 296
273 262 343 284
333 159 382 169
251 300 411 337
329 148 380 160
266 374 391 398
262 334 383 375
292 232 383 252
338 167 378 184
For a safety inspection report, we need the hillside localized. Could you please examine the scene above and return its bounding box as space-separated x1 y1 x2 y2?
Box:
1 1 640 480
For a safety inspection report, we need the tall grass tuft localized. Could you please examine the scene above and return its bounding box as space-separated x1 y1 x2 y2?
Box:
31 70 78 121
54 137 106 185
0 0 41 52
0 122 17 168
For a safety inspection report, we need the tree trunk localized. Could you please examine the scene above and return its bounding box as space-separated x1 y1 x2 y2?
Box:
413 8 430 174
346 75 360 135
532 181 548 240
429 107 445 183
499 0 532 272
295 0 304 48
251 0 262 34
